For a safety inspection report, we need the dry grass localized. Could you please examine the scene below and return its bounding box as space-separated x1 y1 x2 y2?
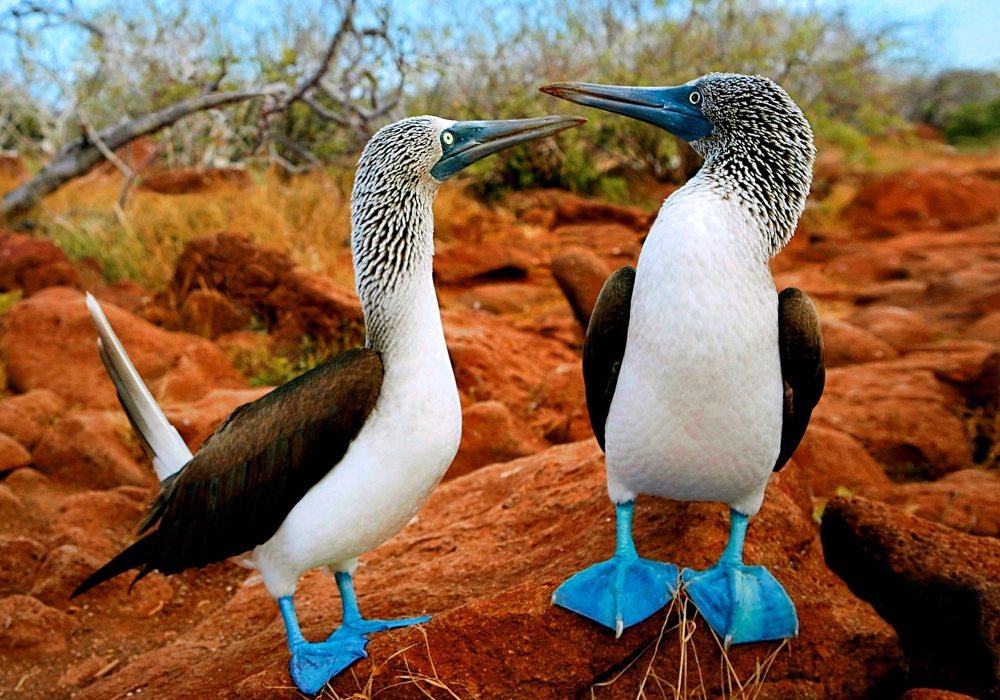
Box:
590 589 789 700
14 168 355 290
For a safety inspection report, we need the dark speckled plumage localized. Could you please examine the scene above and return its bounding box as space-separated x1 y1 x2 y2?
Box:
73 348 383 596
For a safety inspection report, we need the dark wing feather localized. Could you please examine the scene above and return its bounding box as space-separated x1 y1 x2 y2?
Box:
583 266 635 451
74 347 383 597
774 288 825 471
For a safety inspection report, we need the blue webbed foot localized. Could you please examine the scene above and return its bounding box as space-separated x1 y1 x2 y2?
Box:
279 572 431 695
289 637 368 695
681 509 798 647
552 501 679 637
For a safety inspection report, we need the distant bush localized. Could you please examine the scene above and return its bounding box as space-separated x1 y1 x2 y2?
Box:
943 96 1000 145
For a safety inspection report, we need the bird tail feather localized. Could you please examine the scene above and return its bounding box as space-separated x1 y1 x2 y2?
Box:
71 536 154 598
85 293 193 481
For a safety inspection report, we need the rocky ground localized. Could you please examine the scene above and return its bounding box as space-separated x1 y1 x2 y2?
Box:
2 142 1000 698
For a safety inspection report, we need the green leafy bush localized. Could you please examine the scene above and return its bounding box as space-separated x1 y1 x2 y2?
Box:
944 96 1000 145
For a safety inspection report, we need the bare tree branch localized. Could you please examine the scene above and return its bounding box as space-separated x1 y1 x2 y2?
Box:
2 89 270 218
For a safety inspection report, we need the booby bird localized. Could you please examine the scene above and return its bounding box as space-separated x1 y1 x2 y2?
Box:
72 113 585 694
541 74 824 646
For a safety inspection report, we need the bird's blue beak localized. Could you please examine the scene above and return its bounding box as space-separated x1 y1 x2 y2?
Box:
431 115 586 182
540 82 713 143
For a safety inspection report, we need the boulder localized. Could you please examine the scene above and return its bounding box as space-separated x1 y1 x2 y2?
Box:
0 536 46 595
550 245 611 329
822 495 1000 698
138 166 251 194
0 287 249 409
77 442 904 700
443 308 582 417
445 401 547 480
843 171 1000 237
178 288 248 339
849 306 936 350
964 310 1000 343
551 223 643 263
0 594 76 656
895 340 1000 407
0 432 31 471
31 411 155 490
29 544 105 606
169 232 362 345
812 362 973 481
820 317 899 367
885 470 1000 537
0 388 67 449
897 690 980 700
434 241 534 285
0 233 81 296
0 484 27 532
162 387 273 451
792 425 894 499
458 282 552 314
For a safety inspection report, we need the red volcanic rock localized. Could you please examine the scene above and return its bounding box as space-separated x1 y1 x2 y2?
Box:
177 288 248 339
812 362 972 481
0 233 81 296
443 308 582 416
138 166 250 195
170 232 362 344
0 432 31 471
0 536 46 595
886 470 1000 537
552 223 643 263
0 484 28 532
896 340 1000 406
822 495 1000 698
0 594 76 656
844 170 1000 237
964 310 1000 343
823 248 921 285
29 544 104 606
898 690 979 700
533 361 591 443
50 488 149 556
549 190 655 230
0 389 67 450
162 387 273 451
849 306 936 350
550 245 611 330
792 425 894 499
76 442 903 700
0 287 248 410
458 282 552 314
820 317 899 367
446 400 547 480
31 411 155 490
434 241 534 285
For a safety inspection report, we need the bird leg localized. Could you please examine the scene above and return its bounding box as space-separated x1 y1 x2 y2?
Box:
681 509 798 648
279 572 430 695
552 500 678 638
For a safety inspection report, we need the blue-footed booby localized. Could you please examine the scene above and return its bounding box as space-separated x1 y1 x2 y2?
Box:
72 114 585 694
541 74 824 646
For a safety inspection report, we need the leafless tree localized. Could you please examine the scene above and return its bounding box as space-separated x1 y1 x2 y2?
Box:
0 0 408 218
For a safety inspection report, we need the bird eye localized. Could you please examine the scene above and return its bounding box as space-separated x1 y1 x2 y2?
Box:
442 132 455 146
689 91 702 105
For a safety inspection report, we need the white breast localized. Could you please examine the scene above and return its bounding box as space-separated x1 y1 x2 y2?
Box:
603 183 783 516
252 277 462 599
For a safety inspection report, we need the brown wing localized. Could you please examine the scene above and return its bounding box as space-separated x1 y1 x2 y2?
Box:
583 266 635 451
774 288 825 471
73 348 383 596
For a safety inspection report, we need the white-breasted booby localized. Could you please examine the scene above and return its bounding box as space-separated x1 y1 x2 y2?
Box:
541 74 824 646
73 114 585 693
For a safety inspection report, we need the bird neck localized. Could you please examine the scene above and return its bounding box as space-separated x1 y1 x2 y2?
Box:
693 131 814 259
350 178 445 368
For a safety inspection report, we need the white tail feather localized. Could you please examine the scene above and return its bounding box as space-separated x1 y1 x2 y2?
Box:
85 293 193 481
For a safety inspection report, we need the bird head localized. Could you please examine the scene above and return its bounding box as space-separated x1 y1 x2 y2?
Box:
353 115 586 195
540 73 815 255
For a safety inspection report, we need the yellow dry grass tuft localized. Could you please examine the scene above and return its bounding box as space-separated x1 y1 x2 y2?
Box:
590 589 789 700
32 168 355 290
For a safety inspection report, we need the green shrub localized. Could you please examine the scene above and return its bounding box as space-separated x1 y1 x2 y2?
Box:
944 97 1000 145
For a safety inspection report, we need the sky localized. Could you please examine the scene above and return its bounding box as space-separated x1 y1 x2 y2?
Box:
1 0 998 74
838 0 999 69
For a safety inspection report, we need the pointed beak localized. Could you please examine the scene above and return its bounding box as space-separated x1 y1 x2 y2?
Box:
430 115 586 181
540 82 713 142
